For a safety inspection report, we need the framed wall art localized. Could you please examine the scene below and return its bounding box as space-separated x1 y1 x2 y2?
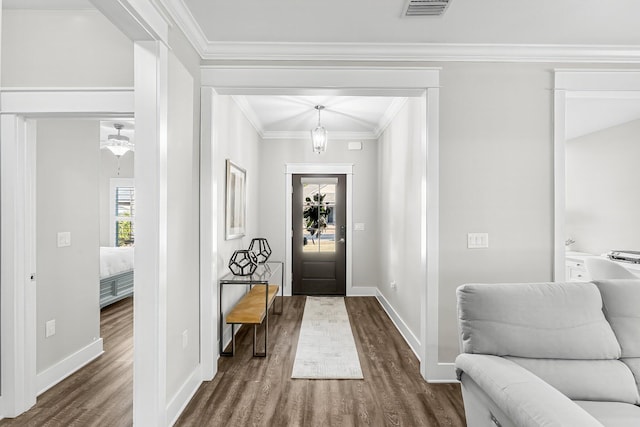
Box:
225 159 246 240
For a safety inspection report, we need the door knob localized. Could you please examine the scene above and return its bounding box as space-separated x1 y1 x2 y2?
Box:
339 238 345 243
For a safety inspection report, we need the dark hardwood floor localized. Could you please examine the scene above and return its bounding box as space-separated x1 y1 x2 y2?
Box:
177 296 466 427
1 296 466 426
0 297 133 427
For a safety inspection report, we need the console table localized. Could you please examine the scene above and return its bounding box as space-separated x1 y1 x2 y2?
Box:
219 261 284 357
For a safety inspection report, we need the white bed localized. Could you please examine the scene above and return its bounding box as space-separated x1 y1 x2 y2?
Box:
100 246 134 308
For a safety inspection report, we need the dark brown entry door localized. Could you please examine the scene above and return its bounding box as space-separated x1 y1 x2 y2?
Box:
292 174 346 295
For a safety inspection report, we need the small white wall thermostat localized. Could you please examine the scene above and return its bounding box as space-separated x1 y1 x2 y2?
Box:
348 141 363 151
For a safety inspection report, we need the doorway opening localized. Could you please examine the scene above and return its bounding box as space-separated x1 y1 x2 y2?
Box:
293 174 346 295
201 65 445 380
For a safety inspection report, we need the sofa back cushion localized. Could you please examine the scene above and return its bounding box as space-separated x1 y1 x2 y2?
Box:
594 279 640 357
505 357 640 404
457 282 621 359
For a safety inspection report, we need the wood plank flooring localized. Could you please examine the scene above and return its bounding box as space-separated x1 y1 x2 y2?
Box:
0 296 466 426
177 296 466 427
0 297 133 427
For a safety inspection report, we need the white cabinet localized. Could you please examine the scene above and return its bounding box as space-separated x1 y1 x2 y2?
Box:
565 258 590 282
565 251 640 282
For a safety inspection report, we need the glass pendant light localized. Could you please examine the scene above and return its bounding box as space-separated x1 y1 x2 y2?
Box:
310 105 328 154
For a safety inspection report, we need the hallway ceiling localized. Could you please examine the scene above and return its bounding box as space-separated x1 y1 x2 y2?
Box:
236 95 405 139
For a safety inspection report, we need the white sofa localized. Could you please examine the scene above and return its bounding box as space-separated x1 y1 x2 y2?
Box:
455 280 640 427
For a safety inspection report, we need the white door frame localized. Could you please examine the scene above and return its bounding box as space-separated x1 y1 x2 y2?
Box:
553 70 640 281
199 66 450 381
1 0 176 422
0 88 135 417
199 87 218 381
284 163 353 297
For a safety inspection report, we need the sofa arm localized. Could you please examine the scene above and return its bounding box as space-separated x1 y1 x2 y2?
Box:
455 354 603 427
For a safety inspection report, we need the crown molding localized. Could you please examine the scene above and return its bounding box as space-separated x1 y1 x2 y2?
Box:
155 0 208 56
373 97 408 138
159 1 640 63
262 130 377 140
200 42 640 63
230 95 265 137
90 0 169 43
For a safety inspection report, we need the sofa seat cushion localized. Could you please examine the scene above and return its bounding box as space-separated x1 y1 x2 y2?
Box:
575 401 640 427
457 282 621 359
456 354 604 427
594 280 640 357
505 357 640 404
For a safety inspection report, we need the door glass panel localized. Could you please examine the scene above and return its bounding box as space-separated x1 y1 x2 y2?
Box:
301 178 337 253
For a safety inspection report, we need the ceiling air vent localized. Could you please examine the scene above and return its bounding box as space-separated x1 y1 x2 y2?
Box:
403 0 452 17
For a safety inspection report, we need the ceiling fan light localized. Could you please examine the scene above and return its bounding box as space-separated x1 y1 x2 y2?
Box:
105 143 132 157
103 123 134 157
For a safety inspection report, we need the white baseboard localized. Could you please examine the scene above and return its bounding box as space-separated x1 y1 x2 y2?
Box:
426 362 457 383
36 338 104 395
167 365 202 427
347 286 377 296
375 290 421 361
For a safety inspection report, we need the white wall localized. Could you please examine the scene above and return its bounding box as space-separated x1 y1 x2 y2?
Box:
99 150 134 246
566 119 640 255
36 119 101 373
215 96 261 348
165 50 200 401
377 98 423 341
438 62 554 362
258 137 380 292
163 19 203 405
1 9 133 87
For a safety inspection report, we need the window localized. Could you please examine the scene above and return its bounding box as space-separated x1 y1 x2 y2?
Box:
301 177 337 253
110 178 135 247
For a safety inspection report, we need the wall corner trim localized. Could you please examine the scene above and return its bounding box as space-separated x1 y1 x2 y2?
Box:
36 339 104 396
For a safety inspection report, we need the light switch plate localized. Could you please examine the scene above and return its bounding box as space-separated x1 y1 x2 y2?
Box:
57 232 71 248
45 319 56 338
467 233 489 249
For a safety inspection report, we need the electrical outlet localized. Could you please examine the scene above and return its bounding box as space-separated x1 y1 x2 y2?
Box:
182 330 188 349
45 319 56 338
390 280 397 289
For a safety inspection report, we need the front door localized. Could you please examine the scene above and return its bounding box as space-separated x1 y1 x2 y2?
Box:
292 174 346 295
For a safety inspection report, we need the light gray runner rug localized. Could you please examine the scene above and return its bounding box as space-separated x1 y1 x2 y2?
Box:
291 297 364 379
